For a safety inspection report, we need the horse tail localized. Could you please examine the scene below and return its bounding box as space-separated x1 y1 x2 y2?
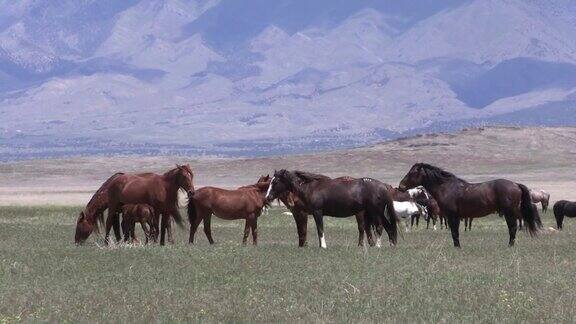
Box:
518 183 542 236
384 195 398 245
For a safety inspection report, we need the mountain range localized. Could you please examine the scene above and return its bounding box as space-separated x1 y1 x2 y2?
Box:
1 0 576 160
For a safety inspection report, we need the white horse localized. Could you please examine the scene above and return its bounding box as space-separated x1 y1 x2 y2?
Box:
407 186 430 199
393 201 428 232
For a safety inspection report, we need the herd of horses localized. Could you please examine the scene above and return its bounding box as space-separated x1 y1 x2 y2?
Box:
74 163 576 248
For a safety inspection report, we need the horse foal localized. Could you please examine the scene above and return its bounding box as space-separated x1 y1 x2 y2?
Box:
121 204 156 244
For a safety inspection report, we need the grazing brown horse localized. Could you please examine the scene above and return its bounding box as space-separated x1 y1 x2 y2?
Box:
398 163 541 247
265 170 398 248
75 173 124 244
188 176 271 245
121 204 156 244
553 200 576 230
276 175 378 247
530 189 550 211
75 165 195 245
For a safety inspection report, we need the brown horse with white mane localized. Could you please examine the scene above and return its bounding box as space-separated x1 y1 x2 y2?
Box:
75 165 195 245
398 163 541 247
188 175 271 245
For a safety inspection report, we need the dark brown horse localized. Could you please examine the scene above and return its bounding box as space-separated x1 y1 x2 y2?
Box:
265 170 397 248
75 165 195 245
553 200 576 229
188 176 271 245
276 175 378 247
121 204 156 244
398 163 541 247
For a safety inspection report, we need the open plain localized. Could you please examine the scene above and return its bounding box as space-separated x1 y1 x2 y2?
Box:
1 126 576 322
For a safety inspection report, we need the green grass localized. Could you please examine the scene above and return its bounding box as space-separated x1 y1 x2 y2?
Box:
0 206 575 323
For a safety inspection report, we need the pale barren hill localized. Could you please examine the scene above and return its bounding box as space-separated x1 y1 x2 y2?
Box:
1 126 575 206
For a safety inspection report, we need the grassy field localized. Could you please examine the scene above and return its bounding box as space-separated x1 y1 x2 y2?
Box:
1 206 575 323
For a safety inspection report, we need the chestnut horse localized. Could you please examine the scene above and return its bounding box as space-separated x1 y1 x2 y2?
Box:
75 172 124 244
265 170 397 248
276 175 379 247
553 200 576 229
121 204 156 244
75 165 195 245
188 176 271 245
399 163 541 247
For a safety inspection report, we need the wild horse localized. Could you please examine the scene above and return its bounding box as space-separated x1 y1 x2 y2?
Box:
553 200 576 230
265 170 398 248
75 165 195 245
398 163 541 247
187 175 271 245
275 175 380 247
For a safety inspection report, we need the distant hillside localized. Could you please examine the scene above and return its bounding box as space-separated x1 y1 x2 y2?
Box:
1 0 576 158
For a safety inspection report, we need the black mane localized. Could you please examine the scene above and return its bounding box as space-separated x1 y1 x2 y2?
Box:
293 170 331 183
416 163 466 184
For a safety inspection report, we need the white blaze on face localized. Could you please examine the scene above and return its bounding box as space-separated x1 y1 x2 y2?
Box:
265 176 275 200
320 234 327 249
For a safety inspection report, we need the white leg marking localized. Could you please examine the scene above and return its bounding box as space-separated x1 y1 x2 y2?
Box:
375 236 382 248
433 224 437 231
320 234 327 249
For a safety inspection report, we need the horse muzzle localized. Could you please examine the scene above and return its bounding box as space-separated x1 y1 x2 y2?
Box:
187 190 195 198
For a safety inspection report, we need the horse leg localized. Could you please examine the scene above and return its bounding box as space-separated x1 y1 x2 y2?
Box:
447 214 461 248
203 214 215 245
518 217 523 230
250 217 258 246
504 211 518 247
242 220 250 245
166 216 174 244
312 211 326 249
159 213 170 246
142 222 150 244
121 218 130 242
105 204 120 244
188 210 204 244
469 218 473 231
292 211 308 247
113 212 122 242
355 212 366 247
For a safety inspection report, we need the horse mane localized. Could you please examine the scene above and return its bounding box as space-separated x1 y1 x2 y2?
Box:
85 172 124 228
417 163 467 184
293 171 331 183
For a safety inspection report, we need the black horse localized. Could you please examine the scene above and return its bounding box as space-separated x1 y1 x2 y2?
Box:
553 200 576 230
265 170 398 248
398 163 541 247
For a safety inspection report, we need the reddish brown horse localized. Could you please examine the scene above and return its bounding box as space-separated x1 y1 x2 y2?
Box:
121 204 156 244
399 163 541 247
75 165 195 245
188 176 271 245
276 175 378 247
75 173 124 244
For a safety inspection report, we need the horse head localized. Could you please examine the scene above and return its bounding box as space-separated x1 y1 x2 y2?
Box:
399 163 427 191
74 211 94 244
175 164 195 198
266 169 294 202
